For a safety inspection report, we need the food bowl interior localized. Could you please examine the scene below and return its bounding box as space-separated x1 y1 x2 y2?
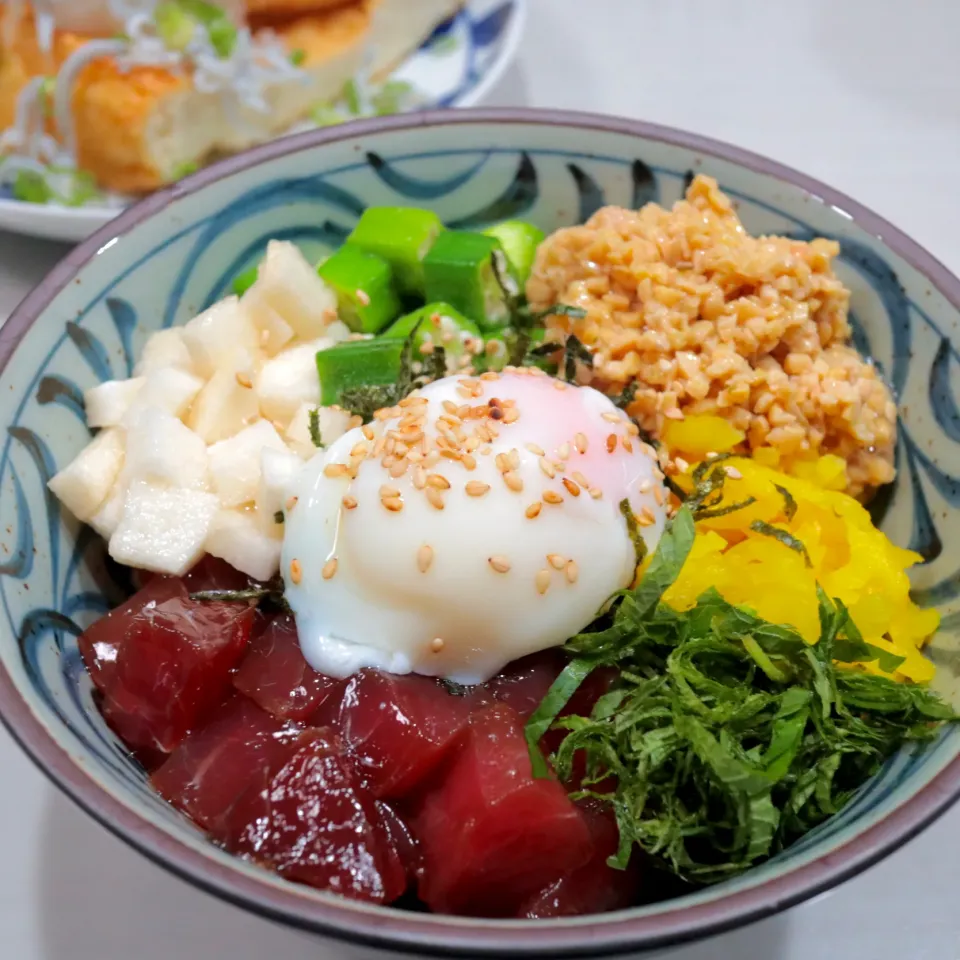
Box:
1 110 960 955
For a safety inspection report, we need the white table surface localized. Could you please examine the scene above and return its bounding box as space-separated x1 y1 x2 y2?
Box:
3 1 960 957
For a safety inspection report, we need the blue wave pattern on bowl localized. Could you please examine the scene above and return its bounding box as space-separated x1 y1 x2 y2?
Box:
2 127 959 907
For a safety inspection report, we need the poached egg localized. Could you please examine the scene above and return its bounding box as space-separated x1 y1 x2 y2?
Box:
281 370 667 683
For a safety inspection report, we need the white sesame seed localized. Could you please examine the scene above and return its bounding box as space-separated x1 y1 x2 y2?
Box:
573 471 590 488
639 479 653 494
606 434 617 453
536 569 551 594
322 558 338 580
565 560 579 584
574 432 588 454
507 448 521 470
379 484 400 498
558 442 571 460
488 555 511 573
286 495 299 511
725 466 743 480
526 501 542 519
562 478 581 497
466 481 490 497
431 637 445 652
426 487 445 510
324 463 349 478
382 496 404 512
289 559 302 584
427 474 451 490
547 553 566 571
675 457 690 473
342 495 358 510
539 457 556 479
503 470 523 492
602 411 622 423
543 490 564 505
588 487 602 499
526 442 546 456
356 289 371 306
417 545 434 573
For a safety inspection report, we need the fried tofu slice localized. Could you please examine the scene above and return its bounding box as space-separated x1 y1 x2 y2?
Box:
0 2 371 193
0 0 463 195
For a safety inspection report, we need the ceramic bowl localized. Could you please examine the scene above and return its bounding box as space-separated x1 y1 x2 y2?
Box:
1 109 959 958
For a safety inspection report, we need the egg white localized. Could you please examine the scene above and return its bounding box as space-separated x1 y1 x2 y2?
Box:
281 372 667 683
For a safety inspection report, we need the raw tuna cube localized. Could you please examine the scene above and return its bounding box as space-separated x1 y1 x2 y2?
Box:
78 576 186 695
339 670 474 800
152 695 302 833
488 651 616 723
99 589 255 753
376 800 421 886
519 800 640 918
182 554 254 593
225 729 407 903
232 614 345 721
413 705 592 917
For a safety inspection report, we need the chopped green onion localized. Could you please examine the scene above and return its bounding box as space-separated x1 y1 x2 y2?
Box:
177 0 237 58
317 245 402 334
232 264 259 297
342 78 362 115
12 170 53 205
289 48 306 66
482 220 545 286
171 160 199 180
346 207 444 296
311 104 345 127
423 230 514 331
315 338 407 407
39 77 55 119
154 1 196 50
383 302 481 365
370 80 414 116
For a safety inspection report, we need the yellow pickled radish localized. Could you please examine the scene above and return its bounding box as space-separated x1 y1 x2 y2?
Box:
662 415 745 457
667 453 940 683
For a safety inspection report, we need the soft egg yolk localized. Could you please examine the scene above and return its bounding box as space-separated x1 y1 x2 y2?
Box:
281 371 667 683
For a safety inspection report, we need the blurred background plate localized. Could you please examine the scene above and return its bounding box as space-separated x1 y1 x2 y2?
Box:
0 0 526 244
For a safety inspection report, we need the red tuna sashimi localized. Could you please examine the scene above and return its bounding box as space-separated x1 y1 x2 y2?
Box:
232 614 345 721
98 588 255 754
339 670 474 800
225 729 407 903
183 554 255 592
520 799 640 918
488 651 617 724
78 576 185 695
413 704 593 917
152 695 302 833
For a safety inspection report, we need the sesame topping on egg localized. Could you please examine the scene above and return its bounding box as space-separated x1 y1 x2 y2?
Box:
280 372 668 684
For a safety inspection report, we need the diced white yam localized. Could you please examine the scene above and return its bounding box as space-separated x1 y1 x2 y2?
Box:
109 481 218 575
255 338 332 426
47 427 125 522
133 328 194 376
207 420 286 508
188 367 260 443
242 285 296 356
324 320 352 343
205 508 282 581
124 408 209 490
254 240 338 340
286 402 352 459
88 481 127 539
181 296 260 378
84 378 145 428
122 366 205 426
256 446 304 527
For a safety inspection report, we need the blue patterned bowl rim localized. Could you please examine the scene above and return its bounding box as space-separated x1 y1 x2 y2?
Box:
1 108 960 957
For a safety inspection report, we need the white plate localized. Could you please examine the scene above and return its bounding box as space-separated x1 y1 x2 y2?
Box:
0 0 526 244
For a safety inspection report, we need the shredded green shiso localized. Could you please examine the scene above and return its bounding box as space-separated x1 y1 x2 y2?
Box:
524 503 958 884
